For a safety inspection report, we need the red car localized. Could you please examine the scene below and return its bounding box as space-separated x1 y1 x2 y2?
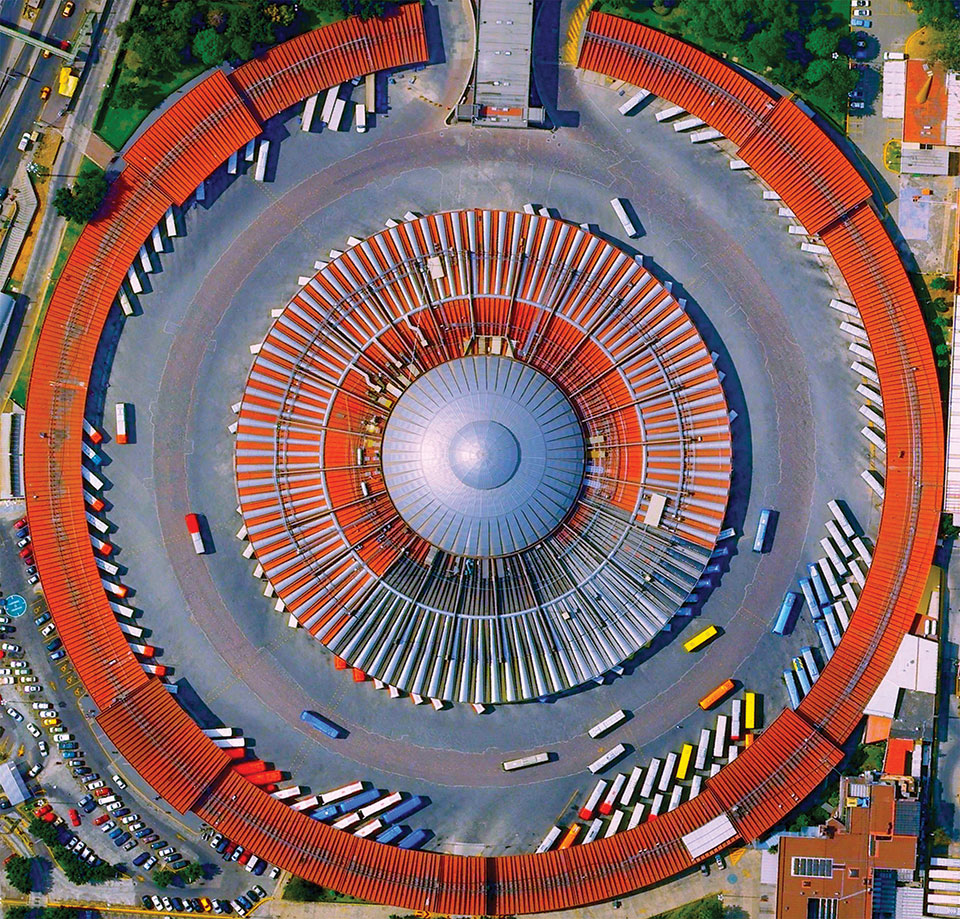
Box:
237 851 249 865
68 808 80 827
15 517 27 529
19 546 33 560
34 803 52 818
93 787 111 797
42 812 56 823
93 813 110 826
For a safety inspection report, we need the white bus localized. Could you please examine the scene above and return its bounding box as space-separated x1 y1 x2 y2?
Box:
536 825 562 854
330 97 347 132
355 102 367 133
502 751 550 772
115 402 129 444
610 198 638 238
588 744 627 774
588 709 627 739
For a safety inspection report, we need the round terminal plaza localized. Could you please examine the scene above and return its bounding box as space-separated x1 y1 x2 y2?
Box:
23 2 943 914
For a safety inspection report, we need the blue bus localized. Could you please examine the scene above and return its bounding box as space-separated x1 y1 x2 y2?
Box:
753 508 772 553
771 592 798 635
300 710 345 739
380 795 425 825
397 828 430 850
375 825 406 845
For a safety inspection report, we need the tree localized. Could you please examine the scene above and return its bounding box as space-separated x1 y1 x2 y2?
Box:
180 862 205 884
933 826 953 848
283 875 326 901
805 25 840 59
743 27 788 71
6 907 33 919
5 855 35 894
113 79 143 109
192 27 230 65
931 19 960 72
686 0 755 43
264 3 295 25
154 867 176 888
52 167 108 224
340 0 387 20
930 275 952 290
803 57 858 98
40 908 80 919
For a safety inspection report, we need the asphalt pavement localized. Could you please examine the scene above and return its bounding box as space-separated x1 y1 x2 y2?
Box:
84 23 880 857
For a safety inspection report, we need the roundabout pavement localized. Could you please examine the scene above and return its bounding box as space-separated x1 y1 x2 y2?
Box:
92 40 877 853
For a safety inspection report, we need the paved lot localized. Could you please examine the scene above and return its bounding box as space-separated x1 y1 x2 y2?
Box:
66 2 880 859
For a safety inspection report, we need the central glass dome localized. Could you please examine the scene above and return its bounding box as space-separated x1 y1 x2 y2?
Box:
381 356 586 558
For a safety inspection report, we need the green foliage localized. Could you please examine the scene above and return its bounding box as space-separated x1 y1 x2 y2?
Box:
909 0 960 29
179 862 205 884
933 825 953 848
52 166 108 224
593 0 861 126
283 875 366 903
192 27 230 65
847 742 884 775
5 855 35 894
6 907 33 919
930 275 953 290
30 818 121 886
940 514 960 540
341 0 387 19
651 897 724 919
40 908 82 919
154 867 176 888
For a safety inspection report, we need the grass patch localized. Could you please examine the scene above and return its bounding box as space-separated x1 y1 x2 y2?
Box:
883 139 902 173
5 160 98 408
650 896 724 919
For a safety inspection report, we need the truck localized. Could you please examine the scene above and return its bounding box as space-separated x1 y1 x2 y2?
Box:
300 710 345 739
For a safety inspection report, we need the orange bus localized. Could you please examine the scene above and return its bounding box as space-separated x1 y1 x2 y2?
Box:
699 679 735 710
557 824 581 850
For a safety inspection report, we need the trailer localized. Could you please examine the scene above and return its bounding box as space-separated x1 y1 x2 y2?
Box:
301 709 345 739
114 403 129 444
610 198 638 238
254 140 270 182
355 102 366 133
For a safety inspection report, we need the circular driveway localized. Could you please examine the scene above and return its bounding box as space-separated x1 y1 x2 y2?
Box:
97 66 876 850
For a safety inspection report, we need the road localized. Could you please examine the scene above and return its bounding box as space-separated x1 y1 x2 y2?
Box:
0 0 80 193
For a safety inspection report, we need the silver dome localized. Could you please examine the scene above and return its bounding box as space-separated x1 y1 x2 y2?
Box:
382 356 585 557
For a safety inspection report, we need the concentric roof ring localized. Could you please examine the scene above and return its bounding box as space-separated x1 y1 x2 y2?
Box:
382 356 585 557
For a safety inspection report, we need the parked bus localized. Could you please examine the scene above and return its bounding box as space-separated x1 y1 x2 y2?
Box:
588 744 627 774
699 679 735 710
579 780 607 820
114 402 129 444
184 513 205 554
330 97 347 131
375 824 405 845
82 418 103 444
380 795 425 825
610 197 639 238
397 828 429 850
588 709 627 738
621 765 643 807
557 824 581 850
783 668 801 709
320 86 339 127
319 781 365 805
599 774 626 815
676 743 694 781
583 818 603 845
744 691 757 731
753 508 772 552
683 624 718 652
300 710 345 739
536 825 562 854
355 102 367 133
772 592 798 635
502 751 550 771
730 699 742 741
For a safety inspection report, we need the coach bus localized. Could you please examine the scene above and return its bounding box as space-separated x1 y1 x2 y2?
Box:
502 751 550 772
610 198 639 238
588 709 627 738
115 403 129 444
753 508 772 552
744 691 757 731
772 592 798 635
588 744 627 774
699 678 735 710
300 710 346 739
557 824 581 850
536 825 562 854
683 624 718 652
184 513 205 554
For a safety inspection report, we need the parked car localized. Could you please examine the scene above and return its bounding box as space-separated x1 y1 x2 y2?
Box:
134 851 151 866
61 1 74 14
68 808 80 827
26 724 41 738
5 707 23 722
111 773 127 789
143 855 157 870
34 612 49 626
851 17 871 26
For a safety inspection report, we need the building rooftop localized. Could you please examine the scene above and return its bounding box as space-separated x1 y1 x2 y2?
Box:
0 760 30 806
776 781 918 919
473 0 534 127
903 59 948 146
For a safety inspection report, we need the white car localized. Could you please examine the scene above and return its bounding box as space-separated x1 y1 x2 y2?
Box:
23 685 41 693
121 813 139 824
26 723 41 738
1 643 21 653
5 707 22 722
40 623 55 637
53 733 71 742
27 763 42 777
17 132 31 152
0 677 14 685
32 701 53 710
111 773 127 789
38 741 48 756
9 661 27 670
86 779 104 789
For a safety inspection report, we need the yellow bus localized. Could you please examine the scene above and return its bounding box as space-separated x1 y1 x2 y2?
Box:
744 691 757 731
683 624 719 653
676 743 694 780
558 824 581 850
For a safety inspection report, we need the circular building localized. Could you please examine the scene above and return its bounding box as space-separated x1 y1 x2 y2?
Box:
235 210 732 703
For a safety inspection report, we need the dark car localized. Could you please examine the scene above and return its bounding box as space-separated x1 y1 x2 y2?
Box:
113 832 130 847
136 827 153 838
134 851 151 867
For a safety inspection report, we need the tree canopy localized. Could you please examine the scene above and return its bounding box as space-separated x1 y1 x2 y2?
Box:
5 855 35 894
52 167 109 224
